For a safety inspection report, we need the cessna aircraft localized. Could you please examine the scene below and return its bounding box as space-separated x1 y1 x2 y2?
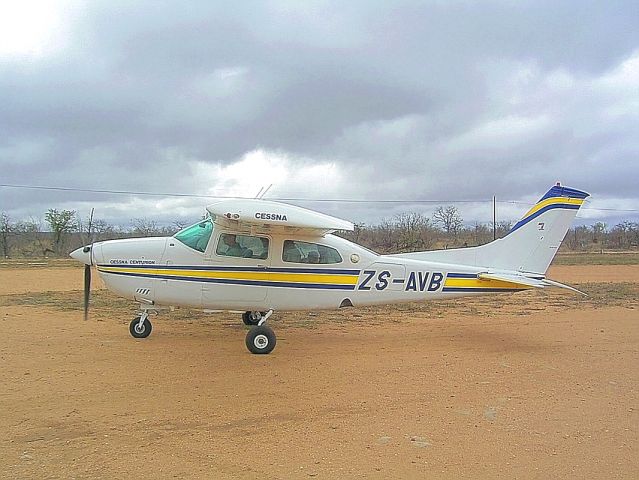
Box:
70 183 588 354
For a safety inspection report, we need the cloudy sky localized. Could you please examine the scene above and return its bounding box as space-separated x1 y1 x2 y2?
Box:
1 0 638 229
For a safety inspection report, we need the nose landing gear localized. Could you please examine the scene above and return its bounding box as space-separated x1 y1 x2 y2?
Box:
242 310 266 326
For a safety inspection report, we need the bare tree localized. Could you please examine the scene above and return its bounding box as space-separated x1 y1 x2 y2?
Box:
495 221 512 239
394 212 434 252
432 205 463 239
0 212 14 258
472 222 491 246
45 209 77 255
172 219 189 231
375 218 396 252
591 222 607 244
92 219 116 240
76 210 97 245
131 218 160 237
15 217 53 256
566 225 590 250
609 221 639 249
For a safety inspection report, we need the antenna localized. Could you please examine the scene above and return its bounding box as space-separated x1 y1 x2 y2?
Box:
258 184 273 199
254 186 264 199
88 207 95 243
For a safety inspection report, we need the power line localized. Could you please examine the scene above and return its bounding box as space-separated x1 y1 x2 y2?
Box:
1 182 638 213
0 183 488 204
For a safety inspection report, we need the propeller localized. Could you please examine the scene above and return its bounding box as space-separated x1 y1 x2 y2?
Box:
83 208 94 321
83 261 91 321
82 245 93 320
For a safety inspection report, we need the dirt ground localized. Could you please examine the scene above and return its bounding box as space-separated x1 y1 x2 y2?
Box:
1 262 637 479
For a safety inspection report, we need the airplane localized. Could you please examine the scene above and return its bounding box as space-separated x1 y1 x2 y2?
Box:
70 183 589 354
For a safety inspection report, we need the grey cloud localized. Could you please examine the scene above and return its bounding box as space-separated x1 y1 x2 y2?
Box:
1 0 638 224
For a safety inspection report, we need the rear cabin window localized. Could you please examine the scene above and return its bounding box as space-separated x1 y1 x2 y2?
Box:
216 233 269 259
282 240 342 264
174 219 213 253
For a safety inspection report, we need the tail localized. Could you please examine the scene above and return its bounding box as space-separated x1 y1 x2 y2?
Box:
393 183 589 275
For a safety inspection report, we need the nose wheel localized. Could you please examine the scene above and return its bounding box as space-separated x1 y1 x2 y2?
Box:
129 313 152 338
244 309 276 354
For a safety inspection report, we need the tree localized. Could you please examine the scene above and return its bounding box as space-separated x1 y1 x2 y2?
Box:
45 209 77 255
92 219 116 240
131 218 160 237
591 222 607 244
432 205 463 239
375 218 396 253
0 212 14 258
76 210 95 245
172 219 188 231
472 222 491 246
15 216 53 256
394 212 434 252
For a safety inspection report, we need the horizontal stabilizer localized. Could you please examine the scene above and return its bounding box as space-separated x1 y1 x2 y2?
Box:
542 278 588 296
478 272 587 296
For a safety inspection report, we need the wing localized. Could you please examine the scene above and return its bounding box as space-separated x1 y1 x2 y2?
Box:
206 198 354 234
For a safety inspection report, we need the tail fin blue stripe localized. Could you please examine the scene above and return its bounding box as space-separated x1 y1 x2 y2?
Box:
540 185 590 201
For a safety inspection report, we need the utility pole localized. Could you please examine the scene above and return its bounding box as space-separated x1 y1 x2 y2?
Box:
493 195 496 240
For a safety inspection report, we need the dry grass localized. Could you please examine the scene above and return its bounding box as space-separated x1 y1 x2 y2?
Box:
0 258 80 269
553 252 639 265
3 281 635 329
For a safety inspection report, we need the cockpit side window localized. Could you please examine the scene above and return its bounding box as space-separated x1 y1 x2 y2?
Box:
216 233 269 259
174 219 214 253
282 240 342 264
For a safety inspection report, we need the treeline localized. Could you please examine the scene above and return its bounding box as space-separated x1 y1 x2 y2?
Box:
1 208 638 258
0 210 186 258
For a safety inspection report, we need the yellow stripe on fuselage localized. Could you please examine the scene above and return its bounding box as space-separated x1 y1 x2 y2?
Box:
97 266 359 285
521 196 584 220
444 277 532 290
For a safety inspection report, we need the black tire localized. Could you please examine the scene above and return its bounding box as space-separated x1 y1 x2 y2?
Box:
245 325 276 354
129 317 152 338
242 311 262 326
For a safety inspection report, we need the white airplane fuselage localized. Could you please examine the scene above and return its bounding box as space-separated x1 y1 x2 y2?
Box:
89 231 510 312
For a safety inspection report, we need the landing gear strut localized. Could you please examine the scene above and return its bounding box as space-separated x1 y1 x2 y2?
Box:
245 309 276 354
242 310 266 326
129 311 152 338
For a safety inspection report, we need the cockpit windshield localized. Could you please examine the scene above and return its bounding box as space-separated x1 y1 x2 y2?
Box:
174 218 213 252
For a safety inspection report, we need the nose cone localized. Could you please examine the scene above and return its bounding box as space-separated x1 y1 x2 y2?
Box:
70 245 92 266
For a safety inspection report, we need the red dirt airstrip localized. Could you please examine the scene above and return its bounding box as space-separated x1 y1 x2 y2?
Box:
1 262 638 479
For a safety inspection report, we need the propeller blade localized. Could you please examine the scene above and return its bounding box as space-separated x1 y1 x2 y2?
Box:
83 264 91 320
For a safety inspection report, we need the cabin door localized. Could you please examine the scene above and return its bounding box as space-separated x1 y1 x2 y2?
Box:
201 232 270 309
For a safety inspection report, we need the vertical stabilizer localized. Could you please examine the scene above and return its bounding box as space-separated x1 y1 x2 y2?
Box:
392 184 589 275
492 184 590 273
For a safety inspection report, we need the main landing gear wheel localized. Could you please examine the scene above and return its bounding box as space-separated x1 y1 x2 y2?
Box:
245 325 276 354
242 311 265 326
129 316 152 338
